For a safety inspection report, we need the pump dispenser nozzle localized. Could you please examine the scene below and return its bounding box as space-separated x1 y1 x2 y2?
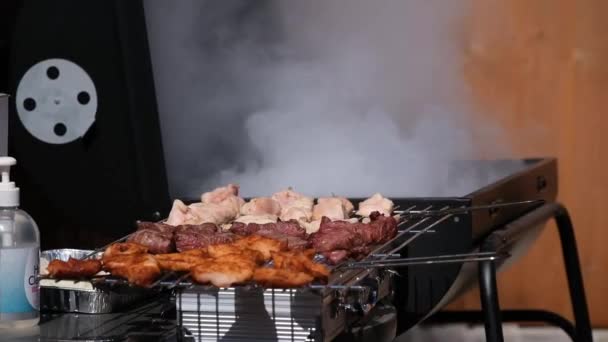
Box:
0 157 19 207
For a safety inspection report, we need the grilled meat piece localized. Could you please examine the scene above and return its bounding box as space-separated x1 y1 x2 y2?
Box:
229 221 306 238
312 213 397 252
174 224 235 252
310 217 365 252
207 244 265 264
271 250 329 279
128 229 174 254
103 242 148 262
191 254 257 287
311 213 397 264
253 232 311 250
154 249 210 272
102 254 161 287
323 250 349 265
136 221 176 234
47 258 102 279
253 268 314 288
232 235 287 261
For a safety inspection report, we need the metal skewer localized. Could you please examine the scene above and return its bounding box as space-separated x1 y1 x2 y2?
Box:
342 251 509 269
394 199 544 219
79 232 136 260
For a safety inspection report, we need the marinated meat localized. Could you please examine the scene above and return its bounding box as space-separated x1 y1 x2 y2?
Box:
191 254 257 287
174 224 235 252
323 250 349 265
102 254 161 287
103 242 148 262
47 258 102 278
311 213 397 263
310 217 365 252
154 249 210 272
128 229 174 254
229 221 306 238
253 268 314 288
271 250 329 279
136 221 176 234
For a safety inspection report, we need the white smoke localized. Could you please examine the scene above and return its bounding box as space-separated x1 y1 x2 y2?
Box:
144 0 515 198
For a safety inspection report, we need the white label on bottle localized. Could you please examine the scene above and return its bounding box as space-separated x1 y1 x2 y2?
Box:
0 246 40 319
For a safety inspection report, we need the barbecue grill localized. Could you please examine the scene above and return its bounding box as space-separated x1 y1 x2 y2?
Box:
35 157 591 342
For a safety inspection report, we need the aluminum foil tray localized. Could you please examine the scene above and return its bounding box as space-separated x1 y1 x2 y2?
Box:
177 288 333 342
40 249 154 314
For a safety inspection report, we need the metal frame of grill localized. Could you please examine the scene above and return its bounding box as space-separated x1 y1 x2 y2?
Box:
37 158 593 342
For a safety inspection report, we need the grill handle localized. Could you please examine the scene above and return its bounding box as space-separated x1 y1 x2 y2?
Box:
341 251 509 269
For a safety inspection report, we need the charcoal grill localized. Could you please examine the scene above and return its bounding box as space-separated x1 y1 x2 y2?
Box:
36 158 592 342
170 157 590 342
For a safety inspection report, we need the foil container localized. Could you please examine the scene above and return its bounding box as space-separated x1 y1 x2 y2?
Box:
40 249 155 314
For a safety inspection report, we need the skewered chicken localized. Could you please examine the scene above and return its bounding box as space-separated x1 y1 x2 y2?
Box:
191 254 257 287
299 220 322 234
253 268 314 288
102 242 148 262
240 197 281 216
102 254 162 287
356 193 394 217
47 258 102 279
234 214 278 225
232 235 287 261
207 244 265 264
188 202 240 225
272 189 314 222
201 183 240 204
281 207 312 222
154 249 210 272
271 250 330 279
312 198 348 221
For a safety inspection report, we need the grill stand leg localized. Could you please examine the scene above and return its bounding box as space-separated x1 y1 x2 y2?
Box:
554 204 593 342
422 203 592 342
478 258 504 342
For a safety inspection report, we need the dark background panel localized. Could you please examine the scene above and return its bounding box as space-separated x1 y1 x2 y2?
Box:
7 0 169 249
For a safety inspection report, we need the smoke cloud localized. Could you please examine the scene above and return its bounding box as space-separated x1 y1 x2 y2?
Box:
144 0 514 198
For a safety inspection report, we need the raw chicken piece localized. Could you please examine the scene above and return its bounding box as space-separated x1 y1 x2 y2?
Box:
313 198 348 221
272 189 314 222
188 202 239 225
240 197 281 216
166 200 192 226
272 189 314 209
220 195 246 213
234 214 278 225
281 207 312 221
356 193 394 217
166 196 241 226
299 220 322 234
336 197 354 215
201 184 239 204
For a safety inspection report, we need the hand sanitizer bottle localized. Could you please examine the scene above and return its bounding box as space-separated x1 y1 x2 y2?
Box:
0 157 40 328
